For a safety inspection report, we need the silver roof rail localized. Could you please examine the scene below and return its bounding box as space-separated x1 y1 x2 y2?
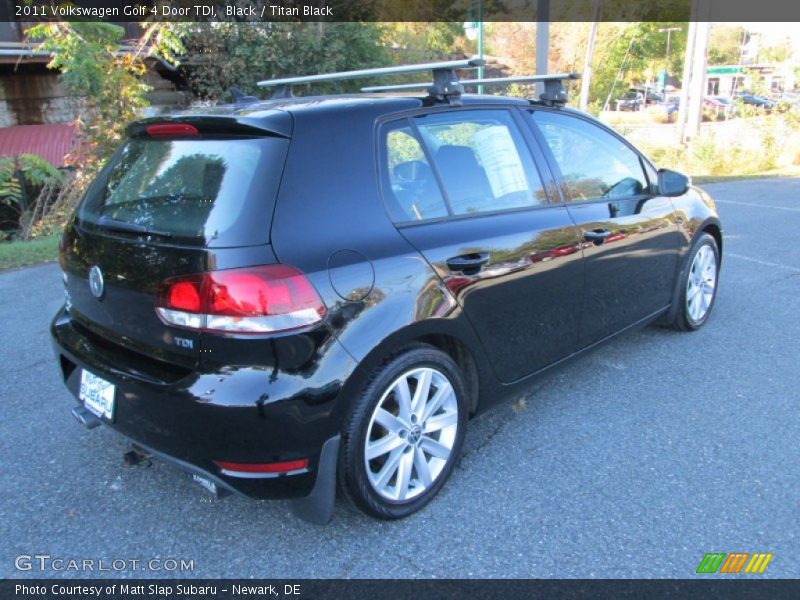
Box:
257 58 484 103
362 73 581 107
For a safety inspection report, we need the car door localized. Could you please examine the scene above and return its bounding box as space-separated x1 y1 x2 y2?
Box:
379 109 583 384
526 109 682 347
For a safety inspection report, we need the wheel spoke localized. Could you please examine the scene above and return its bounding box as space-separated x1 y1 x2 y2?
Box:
689 293 701 319
420 436 451 460
687 284 701 302
394 377 412 422
375 408 405 434
422 380 453 421
373 446 404 489
424 410 457 434
700 247 711 273
411 369 432 415
413 446 432 487
366 433 405 460
395 450 414 500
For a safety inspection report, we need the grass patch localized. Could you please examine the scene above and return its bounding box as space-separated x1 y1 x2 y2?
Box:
0 235 60 271
692 166 800 185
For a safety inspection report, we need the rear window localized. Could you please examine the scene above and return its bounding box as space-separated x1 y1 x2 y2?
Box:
77 136 289 247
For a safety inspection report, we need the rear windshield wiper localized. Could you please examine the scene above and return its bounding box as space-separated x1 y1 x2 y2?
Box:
96 215 173 239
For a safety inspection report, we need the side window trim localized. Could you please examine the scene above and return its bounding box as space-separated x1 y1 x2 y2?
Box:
525 108 654 205
407 116 456 216
509 106 561 206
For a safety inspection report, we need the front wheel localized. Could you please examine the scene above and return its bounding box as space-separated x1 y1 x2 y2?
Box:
338 345 468 519
670 233 720 331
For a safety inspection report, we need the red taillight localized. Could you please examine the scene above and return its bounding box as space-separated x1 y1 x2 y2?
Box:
214 459 309 478
167 279 202 312
156 265 326 334
145 123 199 137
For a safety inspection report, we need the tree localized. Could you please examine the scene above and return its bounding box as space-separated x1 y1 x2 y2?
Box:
181 23 390 102
708 25 746 65
18 22 185 238
26 22 184 171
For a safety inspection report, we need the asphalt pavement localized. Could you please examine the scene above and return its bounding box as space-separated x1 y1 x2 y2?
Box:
1 178 798 578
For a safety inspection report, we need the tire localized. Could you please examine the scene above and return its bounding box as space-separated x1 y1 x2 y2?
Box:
338 344 468 519
670 232 720 331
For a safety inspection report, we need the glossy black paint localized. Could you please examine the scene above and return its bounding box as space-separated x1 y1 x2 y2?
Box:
51 93 722 505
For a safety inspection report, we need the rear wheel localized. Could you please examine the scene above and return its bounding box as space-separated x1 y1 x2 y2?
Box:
338 345 467 519
670 233 720 331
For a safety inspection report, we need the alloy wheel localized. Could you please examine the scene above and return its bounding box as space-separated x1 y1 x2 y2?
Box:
363 367 459 502
686 244 717 322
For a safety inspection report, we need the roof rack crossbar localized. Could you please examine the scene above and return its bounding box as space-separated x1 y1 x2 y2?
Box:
257 59 482 86
361 73 581 107
257 59 483 104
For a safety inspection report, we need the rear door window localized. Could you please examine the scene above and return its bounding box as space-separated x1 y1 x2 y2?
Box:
78 136 289 247
414 110 546 215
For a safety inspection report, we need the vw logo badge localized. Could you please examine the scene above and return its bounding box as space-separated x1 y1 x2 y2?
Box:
89 265 105 299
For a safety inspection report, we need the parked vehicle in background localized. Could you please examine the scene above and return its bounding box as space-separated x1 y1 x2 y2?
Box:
629 87 664 105
710 96 734 118
769 92 799 112
616 91 643 111
735 92 776 112
703 97 731 120
663 96 680 121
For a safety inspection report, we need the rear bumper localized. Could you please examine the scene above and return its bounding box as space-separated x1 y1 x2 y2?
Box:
51 306 355 503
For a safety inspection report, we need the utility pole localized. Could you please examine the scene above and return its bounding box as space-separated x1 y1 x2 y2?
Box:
536 0 550 98
478 0 484 94
677 0 711 144
579 1 602 111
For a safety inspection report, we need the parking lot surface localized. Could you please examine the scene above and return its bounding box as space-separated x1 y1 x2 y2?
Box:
1 178 798 578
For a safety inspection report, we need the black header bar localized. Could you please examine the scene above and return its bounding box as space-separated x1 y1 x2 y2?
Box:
2 0 800 23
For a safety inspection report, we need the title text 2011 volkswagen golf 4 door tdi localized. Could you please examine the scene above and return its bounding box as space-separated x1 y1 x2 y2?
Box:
52 62 722 523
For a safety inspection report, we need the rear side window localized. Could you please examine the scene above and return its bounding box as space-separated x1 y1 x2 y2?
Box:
530 111 648 202
415 110 545 216
78 136 289 247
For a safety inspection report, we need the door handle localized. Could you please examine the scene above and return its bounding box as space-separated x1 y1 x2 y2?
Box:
583 229 612 244
446 252 490 274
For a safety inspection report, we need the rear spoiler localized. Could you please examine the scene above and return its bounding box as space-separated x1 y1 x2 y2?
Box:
126 113 292 139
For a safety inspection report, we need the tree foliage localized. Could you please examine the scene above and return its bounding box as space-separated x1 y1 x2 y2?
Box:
708 25 746 65
182 23 391 102
0 154 60 208
26 22 184 171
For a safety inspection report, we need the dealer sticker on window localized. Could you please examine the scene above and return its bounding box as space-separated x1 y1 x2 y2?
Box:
79 369 115 420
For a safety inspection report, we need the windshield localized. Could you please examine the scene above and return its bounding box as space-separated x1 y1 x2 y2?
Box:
77 136 288 247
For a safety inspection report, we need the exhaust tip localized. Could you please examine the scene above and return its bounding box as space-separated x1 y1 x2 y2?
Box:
71 405 101 429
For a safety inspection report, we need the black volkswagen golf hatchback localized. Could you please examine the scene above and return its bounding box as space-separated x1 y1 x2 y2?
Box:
52 62 722 523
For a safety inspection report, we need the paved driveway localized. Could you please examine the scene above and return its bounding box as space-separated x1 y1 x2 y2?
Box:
1 179 798 578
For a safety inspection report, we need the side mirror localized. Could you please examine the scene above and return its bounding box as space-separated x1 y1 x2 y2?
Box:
657 168 690 197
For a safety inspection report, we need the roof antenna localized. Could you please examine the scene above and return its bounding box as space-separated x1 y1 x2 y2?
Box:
229 86 259 105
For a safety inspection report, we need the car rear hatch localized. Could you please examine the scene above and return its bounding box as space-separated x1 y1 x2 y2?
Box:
60 114 292 379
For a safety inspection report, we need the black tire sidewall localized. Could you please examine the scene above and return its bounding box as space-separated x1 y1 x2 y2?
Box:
338 344 468 520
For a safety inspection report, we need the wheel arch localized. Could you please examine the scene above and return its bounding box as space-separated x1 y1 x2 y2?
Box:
700 221 723 265
336 319 492 419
